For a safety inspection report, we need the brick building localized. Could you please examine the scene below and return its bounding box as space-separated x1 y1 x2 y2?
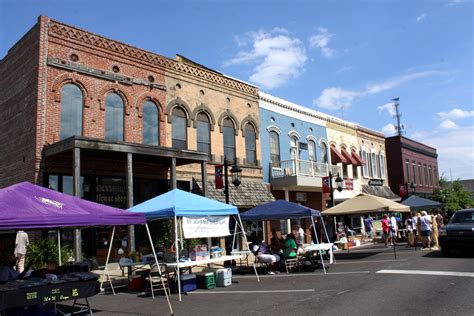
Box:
0 16 273 261
385 135 439 199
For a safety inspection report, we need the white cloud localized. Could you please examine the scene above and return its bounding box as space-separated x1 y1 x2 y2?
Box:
437 108 474 120
365 71 436 95
440 119 459 129
382 123 397 135
413 125 474 180
378 103 396 116
313 87 361 110
225 28 307 89
313 71 438 110
309 27 335 58
446 0 463 7
416 13 427 22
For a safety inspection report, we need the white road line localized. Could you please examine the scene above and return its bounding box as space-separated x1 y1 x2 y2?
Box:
232 271 370 279
376 269 474 278
336 259 408 264
188 289 315 294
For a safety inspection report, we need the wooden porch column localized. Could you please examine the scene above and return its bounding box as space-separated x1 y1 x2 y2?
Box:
73 147 82 261
201 161 207 196
170 157 177 189
126 153 135 252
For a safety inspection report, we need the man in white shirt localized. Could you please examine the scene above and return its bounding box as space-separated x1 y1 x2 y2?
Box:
297 224 305 246
420 211 432 249
389 213 398 245
14 230 29 273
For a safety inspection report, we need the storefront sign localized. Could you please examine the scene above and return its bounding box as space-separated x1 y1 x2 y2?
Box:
344 178 353 190
368 179 383 186
299 142 308 150
182 216 230 238
399 184 407 197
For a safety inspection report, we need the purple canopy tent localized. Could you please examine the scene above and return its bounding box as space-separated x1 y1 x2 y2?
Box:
0 182 173 314
0 182 145 230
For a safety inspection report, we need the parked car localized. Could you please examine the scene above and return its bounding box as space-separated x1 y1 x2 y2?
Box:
438 208 474 256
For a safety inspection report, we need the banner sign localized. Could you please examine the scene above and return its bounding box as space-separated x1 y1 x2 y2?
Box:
215 165 224 189
182 216 230 238
322 176 330 193
399 184 407 197
344 178 353 190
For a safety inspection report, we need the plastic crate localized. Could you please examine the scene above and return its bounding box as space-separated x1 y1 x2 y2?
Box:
196 272 216 289
203 268 232 287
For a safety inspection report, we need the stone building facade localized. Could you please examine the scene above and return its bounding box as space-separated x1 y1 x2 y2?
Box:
0 16 273 261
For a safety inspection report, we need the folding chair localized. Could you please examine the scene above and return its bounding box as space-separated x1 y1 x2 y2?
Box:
145 263 170 299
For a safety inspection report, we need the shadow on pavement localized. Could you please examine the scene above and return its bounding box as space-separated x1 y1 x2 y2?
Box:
423 250 474 258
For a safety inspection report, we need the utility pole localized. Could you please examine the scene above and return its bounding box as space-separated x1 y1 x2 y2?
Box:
392 97 405 136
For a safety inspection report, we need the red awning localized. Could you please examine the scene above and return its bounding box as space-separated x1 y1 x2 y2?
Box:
351 149 365 166
330 146 348 164
341 147 359 165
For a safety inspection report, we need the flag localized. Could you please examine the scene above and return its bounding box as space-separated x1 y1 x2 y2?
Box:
322 176 330 193
215 165 224 189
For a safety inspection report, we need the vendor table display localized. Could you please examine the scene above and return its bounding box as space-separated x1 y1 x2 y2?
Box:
303 243 335 264
0 273 99 313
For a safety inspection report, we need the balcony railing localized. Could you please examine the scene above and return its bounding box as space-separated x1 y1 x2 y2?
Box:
271 159 340 179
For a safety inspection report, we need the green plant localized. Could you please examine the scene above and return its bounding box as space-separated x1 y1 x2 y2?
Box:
26 239 72 270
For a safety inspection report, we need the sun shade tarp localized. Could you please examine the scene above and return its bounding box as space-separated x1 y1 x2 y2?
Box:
322 193 410 215
0 182 146 230
401 195 443 211
240 200 321 221
127 188 238 220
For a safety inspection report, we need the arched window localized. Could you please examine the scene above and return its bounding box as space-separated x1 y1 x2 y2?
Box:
105 92 124 141
172 106 187 149
223 118 236 161
379 153 386 179
320 142 328 163
245 123 257 165
290 136 299 160
196 112 211 157
269 131 280 166
143 100 159 145
308 140 317 162
60 83 83 140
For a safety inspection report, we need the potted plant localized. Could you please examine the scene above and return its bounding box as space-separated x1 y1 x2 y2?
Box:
26 239 72 270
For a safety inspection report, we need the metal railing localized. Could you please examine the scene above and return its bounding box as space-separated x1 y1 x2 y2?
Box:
270 159 340 179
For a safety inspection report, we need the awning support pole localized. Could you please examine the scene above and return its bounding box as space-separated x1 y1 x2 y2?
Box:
311 216 326 274
146 223 174 315
101 226 116 295
237 214 259 282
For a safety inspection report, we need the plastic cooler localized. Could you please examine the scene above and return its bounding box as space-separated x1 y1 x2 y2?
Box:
180 274 197 293
203 268 232 287
128 275 143 292
196 272 216 289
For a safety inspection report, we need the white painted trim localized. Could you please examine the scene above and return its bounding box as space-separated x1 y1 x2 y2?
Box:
288 130 301 139
266 124 282 134
376 269 474 278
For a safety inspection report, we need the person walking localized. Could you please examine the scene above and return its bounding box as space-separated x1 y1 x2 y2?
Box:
431 214 439 249
405 214 415 247
381 215 391 247
14 230 29 273
297 224 305 246
363 215 374 239
389 212 398 245
419 211 432 249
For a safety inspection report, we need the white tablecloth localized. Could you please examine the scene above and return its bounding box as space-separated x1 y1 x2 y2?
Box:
303 243 334 264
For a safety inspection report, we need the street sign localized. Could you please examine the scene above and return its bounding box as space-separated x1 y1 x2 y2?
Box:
368 179 383 186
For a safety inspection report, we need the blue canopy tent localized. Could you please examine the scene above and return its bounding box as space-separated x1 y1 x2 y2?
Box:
401 195 443 211
128 189 238 219
128 189 259 300
240 200 330 273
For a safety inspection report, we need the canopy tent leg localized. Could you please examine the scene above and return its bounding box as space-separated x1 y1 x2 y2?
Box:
174 215 182 302
311 216 327 274
58 229 62 266
101 226 116 295
321 217 335 264
237 214 260 282
146 223 174 315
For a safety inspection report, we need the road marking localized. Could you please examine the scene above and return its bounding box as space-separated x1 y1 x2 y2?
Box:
376 269 474 278
188 289 315 294
336 259 408 264
232 271 370 279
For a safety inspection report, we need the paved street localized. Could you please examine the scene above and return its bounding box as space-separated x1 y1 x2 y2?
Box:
61 244 473 316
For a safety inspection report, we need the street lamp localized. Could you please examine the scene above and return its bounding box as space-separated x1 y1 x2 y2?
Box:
410 182 417 196
329 172 344 207
224 157 242 204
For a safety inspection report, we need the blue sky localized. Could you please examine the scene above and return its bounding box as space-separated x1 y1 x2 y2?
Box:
1 0 472 180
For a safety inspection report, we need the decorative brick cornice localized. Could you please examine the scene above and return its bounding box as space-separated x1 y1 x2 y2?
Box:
48 19 258 96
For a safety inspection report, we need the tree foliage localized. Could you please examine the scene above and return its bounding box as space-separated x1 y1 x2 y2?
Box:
433 178 473 212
